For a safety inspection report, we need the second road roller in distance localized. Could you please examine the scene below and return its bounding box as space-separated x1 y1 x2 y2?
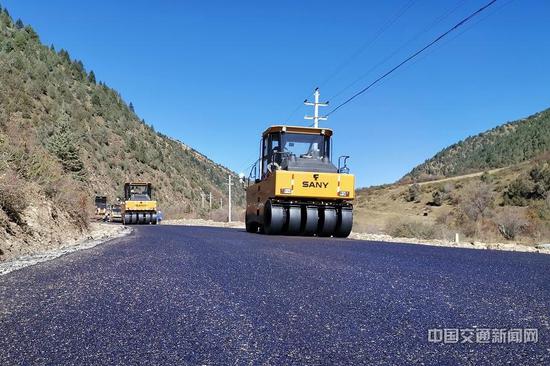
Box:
245 125 355 237
122 182 158 225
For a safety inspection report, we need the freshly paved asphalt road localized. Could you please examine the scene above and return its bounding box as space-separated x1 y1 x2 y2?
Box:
1 225 549 365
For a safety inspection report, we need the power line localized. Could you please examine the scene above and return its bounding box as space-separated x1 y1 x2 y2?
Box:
283 1 417 123
327 0 498 117
403 0 516 68
327 0 469 104
362 0 516 99
317 0 417 89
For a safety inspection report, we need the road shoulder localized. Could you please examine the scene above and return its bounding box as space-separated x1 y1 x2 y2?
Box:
0 223 131 276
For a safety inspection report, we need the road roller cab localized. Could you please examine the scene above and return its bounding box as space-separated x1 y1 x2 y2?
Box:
245 125 355 237
122 182 158 225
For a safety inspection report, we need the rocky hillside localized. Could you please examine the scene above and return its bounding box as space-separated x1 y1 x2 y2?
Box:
401 108 550 182
0 7 243 259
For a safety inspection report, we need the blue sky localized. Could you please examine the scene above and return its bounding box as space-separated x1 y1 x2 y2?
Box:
3 0 550 187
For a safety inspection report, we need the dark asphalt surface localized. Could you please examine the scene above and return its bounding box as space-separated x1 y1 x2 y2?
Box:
1 225 549 365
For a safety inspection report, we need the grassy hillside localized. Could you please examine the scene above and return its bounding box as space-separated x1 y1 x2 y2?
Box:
358 104 550 245
401 108 550 182
355 156 550 245
0 8 243 258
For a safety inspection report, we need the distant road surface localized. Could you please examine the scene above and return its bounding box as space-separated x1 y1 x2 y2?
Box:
1 226 548 365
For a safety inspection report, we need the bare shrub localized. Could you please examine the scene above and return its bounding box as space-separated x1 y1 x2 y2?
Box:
430 190 444 206
495 207 529 240
0 172 28 226
232 208 245 222
459 182 494 221
209 208 228 222
46 177 90 230
385 219 436 240
405 183 422 203
209 208 243 222
435 210 454 226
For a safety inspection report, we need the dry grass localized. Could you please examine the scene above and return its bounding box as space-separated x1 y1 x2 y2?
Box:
355 162 548 244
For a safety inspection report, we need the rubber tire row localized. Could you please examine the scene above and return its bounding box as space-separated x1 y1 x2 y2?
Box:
247 200 352 237
123 212 158 225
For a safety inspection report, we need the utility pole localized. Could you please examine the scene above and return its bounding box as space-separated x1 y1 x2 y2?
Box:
200 192 205 209
304 87 329 128
209 192 212 210
220 197 223 209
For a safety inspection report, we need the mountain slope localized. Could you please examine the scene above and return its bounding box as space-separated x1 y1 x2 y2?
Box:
401 108 550 182
0 8 243 258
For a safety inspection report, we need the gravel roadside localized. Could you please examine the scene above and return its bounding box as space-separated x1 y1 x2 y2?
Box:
0 223 131 275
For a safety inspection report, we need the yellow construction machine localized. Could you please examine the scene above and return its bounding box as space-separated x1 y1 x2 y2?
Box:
94 195 107 220
122 182 158 225
245 125 355 237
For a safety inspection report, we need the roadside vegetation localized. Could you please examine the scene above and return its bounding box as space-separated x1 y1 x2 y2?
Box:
0 7 243 259
356 156 550 245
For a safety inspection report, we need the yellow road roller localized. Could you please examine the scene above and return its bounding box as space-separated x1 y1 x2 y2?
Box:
94 195 107 220
245 125 355 237
122 182 158 225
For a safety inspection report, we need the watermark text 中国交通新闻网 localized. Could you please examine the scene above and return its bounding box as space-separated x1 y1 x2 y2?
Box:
427 328 538 344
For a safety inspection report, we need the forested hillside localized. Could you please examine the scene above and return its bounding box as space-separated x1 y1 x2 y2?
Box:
401 108 550 182
0 7 243 258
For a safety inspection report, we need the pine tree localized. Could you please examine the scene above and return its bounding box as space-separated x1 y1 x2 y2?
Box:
47 120 85 175
15 18 23 29
58 48 70 63
91 93 101 107
129 102 135 113
88 70 96 84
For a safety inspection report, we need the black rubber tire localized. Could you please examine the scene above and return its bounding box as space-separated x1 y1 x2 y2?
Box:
151 213 158 225
318 207 337 237
131 213 138 225
334 207 353 238
123 213 131 225
245 213 258 233
301 206 318 236
263 200 284 235
287 206 301 235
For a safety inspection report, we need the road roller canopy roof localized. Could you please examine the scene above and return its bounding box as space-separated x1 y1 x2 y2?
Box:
262 125 333 138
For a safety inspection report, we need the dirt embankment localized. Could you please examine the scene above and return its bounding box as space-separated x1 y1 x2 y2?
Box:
0 195 130 264
2 201 76 260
